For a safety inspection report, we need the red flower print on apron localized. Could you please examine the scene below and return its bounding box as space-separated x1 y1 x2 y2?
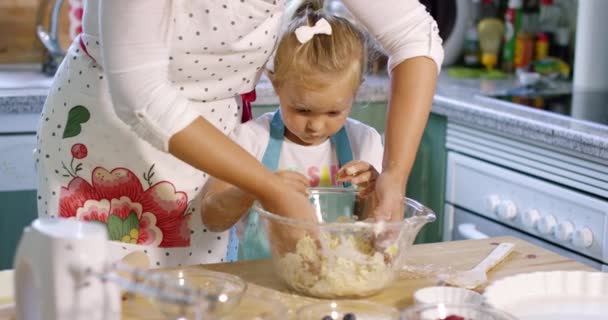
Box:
58 104 191 248
59 166 191 247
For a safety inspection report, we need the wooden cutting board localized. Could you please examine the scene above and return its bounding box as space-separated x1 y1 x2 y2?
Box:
120 236 592 319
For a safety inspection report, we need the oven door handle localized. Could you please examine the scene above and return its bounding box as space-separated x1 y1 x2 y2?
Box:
457 223 490 240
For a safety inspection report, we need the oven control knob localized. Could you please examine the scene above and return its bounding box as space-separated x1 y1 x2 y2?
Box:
497 200 518 220
486 195 501 214
555 220 575 241
537 215 557 235
573 227 593 248
522 209 541 228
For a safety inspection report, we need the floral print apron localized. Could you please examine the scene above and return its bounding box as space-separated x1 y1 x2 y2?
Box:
36 0 284 267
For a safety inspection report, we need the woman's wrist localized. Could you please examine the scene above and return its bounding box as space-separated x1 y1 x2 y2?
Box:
252 173 285 203
380 165 408 192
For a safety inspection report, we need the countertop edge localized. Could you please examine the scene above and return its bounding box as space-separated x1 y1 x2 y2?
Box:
432 95 608 162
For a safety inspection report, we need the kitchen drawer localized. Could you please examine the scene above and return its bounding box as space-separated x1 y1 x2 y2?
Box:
0 135 37 192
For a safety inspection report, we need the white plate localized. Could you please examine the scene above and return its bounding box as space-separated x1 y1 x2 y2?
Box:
484 271 608 320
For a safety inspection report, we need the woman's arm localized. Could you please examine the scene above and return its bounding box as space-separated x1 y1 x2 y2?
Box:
100 1 315 221
383 57 437 189
341 0 442 219
169 114 316 223
200 177 255 232
375 57 437 220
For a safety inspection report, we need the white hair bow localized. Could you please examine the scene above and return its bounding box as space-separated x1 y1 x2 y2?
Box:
294 18 332 44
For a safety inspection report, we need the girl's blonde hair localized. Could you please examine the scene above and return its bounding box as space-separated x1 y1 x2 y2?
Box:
270 0 367 92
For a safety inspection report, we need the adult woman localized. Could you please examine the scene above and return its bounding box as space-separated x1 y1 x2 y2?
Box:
36 0 442 267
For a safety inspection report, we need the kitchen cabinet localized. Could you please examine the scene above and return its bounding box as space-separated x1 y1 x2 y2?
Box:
253 104 447 243
0 134 38 270
0 191 37 269
408 113 447 244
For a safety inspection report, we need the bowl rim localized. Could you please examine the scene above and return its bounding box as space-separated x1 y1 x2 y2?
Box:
252 187 436 229
401 302 519 320
413 286 484 305
220 294 289 319
158 268 248 298
296 299 401 318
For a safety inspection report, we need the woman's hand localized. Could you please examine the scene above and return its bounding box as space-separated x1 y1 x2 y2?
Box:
370 169 406 222
274 170 309 196
336 160 379 198
258 176 318 255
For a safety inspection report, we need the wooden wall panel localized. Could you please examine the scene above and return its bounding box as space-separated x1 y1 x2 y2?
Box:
0 0 71 64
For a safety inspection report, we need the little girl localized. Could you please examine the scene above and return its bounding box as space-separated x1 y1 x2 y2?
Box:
201 0 384 260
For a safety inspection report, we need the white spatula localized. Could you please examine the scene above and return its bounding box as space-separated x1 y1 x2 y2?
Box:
442 242 515 289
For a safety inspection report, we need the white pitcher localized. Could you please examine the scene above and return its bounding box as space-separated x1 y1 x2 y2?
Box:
13 218 120 320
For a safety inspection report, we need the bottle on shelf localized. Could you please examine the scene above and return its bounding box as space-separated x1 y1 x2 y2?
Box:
478 18 505 71
481 0 498 19
463 0 482 67
502 0 523 73
515 30 534 70
538 0 561 51
514 6 538 70
535 32 549 60
553 27 571 65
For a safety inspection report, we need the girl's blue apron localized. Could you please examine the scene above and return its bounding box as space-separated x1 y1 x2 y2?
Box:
225 110 353 261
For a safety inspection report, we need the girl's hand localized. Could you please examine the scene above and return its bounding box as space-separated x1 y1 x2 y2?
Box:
274 170 309 196
336 160 379 198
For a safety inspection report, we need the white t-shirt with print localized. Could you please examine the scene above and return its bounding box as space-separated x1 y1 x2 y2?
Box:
230 113 383 186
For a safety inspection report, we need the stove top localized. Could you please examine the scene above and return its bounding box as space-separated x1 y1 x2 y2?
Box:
486 89 608 127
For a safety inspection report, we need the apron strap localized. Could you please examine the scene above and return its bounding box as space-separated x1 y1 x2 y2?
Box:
78 34 96 63
240 89 256 123
330 126 354 187
262 109 353 185
259 110 286 171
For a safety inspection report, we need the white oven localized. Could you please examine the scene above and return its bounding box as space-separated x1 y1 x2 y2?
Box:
444 123 608 271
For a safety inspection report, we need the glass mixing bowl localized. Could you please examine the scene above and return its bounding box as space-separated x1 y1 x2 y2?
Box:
297 300 401 320
402 303 518 320
252 187 436 298
146 268 247 319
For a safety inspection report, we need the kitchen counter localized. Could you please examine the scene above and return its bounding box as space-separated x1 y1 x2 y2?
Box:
0 73 388 114
433 75 608 162
2 70 608 161
196 236 591 315
0 236 593 319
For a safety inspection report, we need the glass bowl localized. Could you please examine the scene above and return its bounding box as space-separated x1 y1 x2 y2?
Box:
402 303 518 320
296 300 400 320
219 295 288 320
147 268 247 319
252 187 436 298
